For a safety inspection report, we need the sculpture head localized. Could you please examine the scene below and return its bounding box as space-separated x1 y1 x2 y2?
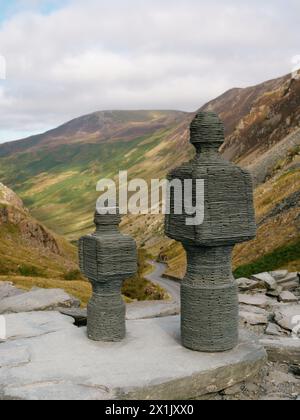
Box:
94 208 121 232
190 112 225 151
79 208 137 283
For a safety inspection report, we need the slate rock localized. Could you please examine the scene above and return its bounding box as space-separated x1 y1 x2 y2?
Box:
266 288 282 298
279 291 298 303
239 304 270 316
277 273 299 285
57 307 87 327
237 278 262 292
239 294 270 309
240 311 268 326
0 282 25 300
0 289 80 315
260 336 300 364
270 270 289 281
265 323 285 337
281 281 299 291
274 305 300 331
251 273 277 291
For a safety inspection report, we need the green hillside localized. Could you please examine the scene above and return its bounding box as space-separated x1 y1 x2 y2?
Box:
0 111 190 239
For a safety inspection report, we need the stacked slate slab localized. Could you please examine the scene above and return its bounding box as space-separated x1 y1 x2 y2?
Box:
79 209 137 342
165 112 257 352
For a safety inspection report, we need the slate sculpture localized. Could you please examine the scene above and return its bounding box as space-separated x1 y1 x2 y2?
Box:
165 112 257 352
79 209 137 342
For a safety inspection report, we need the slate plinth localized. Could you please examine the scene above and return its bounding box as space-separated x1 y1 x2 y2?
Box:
0 312 266 400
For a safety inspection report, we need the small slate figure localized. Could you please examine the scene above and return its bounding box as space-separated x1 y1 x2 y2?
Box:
79 208 137 342
165 112 257 352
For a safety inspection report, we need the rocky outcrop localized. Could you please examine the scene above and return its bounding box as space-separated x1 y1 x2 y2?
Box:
202 72 300 166
236 270 300 367
0 183 60 254
248 128 300 186
258 190 300 226
0 183 25 210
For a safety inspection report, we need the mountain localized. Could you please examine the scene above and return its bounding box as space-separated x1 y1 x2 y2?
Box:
0 72 299 277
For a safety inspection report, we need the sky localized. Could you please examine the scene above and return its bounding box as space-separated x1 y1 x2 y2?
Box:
0 0 299 143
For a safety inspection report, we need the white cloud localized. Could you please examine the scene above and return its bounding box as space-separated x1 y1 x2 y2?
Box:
0 0 299 142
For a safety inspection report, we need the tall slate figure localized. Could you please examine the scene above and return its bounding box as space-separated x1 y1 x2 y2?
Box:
79 209 137 342
165 112 257 352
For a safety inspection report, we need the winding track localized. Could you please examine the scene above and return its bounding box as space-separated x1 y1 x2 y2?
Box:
145 261 180 304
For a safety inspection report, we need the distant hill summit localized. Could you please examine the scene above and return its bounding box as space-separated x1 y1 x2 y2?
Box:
0 110 188 157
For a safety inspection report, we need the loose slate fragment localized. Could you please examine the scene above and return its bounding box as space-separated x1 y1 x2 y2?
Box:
251 273 277 291
270 270 289 281
239 294 269 309
279 291 298 303
237 278 262 292
265 323 285 337
277 273 299 285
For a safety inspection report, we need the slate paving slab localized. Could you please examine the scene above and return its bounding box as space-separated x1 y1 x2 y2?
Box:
0 289 80 315
0 282 25 300
0 312 266 401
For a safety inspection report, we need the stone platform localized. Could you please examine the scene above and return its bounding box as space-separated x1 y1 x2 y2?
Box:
0 312 266 400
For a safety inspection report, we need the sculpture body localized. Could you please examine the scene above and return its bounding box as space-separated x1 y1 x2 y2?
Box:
165 112 256 352
79 210 137 342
